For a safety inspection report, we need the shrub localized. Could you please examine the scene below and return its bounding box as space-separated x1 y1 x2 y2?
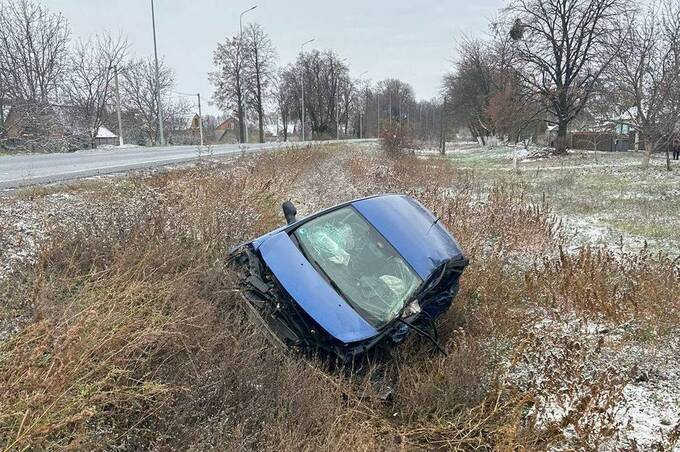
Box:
379 120 414 156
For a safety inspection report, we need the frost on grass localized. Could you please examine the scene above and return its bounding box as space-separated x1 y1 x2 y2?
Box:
0 143 678 450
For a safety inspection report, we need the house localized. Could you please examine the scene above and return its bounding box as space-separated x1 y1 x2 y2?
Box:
215 117 238 132
95 126 118 146
215 116 239 143
1 103 88 152
189 114 201 132
4 103 66 140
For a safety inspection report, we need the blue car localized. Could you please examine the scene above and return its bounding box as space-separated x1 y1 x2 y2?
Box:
229 194 468 362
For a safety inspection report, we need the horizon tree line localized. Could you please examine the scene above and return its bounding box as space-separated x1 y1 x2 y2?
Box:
443 0 680 167
0 0 199 151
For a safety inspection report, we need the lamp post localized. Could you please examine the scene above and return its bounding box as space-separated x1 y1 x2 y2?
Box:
111 65 124 146
358 71 367 139
150 0 164 146
300 38 315 142
377 94 380 135
240 5 257 144
197 93 204 147
335 57 348 140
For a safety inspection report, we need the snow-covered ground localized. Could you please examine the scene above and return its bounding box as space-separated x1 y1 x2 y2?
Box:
433 143 680 257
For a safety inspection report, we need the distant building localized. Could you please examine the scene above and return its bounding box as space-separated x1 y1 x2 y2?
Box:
95 126 118 146
1 103 87 151
189 114 201 132
215 117 239 143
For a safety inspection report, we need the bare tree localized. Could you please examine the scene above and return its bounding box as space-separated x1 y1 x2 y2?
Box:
508 0 624 153
274 66 298 141
377 78 415 123
242 23 277 143
120 57 175 145
443 39 495 144
209 36 247 142
62 33 128 148
294 50 352 137
339 74 357 135
611 0 680 169
0 76 6 128
0 0 70 102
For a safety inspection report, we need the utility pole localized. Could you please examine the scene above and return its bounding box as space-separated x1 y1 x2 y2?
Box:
357 71 367 139
439 96 447 155
240 6 257 144
388 92 392 124
300 38 314 142
197 93 204 147
112 65 124 146
377 94 380 135
151 0 164 146
336 77 340 140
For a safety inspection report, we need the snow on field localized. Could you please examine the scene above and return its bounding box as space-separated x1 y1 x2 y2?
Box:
516 313 680 450
1 143 678 449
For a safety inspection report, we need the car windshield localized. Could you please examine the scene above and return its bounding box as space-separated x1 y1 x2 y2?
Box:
293 206 422 328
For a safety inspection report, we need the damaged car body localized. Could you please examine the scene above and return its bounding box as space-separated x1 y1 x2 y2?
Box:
229 194 468 362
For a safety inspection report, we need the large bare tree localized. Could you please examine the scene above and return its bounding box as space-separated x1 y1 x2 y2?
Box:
209 36 247 142
443 39 495 144
376 78 415 123
62 33 128 148
508 0 624 153
0 0 70 102
274 66 298 141
292 50 352 137
610 0 680 169
242 23 277 143
120 57 175 145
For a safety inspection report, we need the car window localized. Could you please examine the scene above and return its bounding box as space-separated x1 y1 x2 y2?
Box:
293 206 422 328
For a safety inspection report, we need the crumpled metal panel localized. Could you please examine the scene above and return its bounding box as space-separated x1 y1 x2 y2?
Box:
258 231 378 343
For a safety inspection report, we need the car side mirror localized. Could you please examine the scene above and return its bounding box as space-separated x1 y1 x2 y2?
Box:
282 201 297 225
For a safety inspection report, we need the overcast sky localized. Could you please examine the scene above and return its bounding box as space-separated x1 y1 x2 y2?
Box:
43 0 505 114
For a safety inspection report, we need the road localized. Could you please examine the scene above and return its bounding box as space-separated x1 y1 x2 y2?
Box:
0 139 375 190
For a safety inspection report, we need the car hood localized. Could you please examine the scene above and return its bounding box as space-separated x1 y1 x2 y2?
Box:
250 194 464 343
258 231 379 343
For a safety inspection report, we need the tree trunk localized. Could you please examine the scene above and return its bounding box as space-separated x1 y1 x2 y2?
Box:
642 140 653 169
666 147 671 171
257 103 264 143
237 93 245 143
256 76 264 143
555 120 568 154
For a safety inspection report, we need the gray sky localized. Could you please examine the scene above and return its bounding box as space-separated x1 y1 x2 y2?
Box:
44 0 505 114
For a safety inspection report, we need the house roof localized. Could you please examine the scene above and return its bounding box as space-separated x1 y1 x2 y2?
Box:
216 117 237 130
96 126 117 138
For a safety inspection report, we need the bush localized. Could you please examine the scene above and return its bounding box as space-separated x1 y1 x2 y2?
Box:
379 120 414 156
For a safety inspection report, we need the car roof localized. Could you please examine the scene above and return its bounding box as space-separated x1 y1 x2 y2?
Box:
352 194 463 279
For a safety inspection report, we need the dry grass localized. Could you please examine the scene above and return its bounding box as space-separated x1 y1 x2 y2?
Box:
1 145 678 450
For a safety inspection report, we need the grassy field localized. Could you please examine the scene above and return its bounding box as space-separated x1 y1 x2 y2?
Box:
431 144 680 255
0 142 678 450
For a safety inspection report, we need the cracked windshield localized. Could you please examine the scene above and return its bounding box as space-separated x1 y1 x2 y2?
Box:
294 207 421 328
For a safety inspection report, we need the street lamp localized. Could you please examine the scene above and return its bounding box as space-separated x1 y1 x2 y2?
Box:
335 57 348 140
150 0 164 146
300 38 315 142
358 71 368 139
239 5 257 144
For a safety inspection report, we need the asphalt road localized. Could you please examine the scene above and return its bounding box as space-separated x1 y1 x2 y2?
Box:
0 139 374 190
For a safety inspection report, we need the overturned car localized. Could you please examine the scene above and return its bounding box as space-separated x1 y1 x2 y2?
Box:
229 194 468 362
